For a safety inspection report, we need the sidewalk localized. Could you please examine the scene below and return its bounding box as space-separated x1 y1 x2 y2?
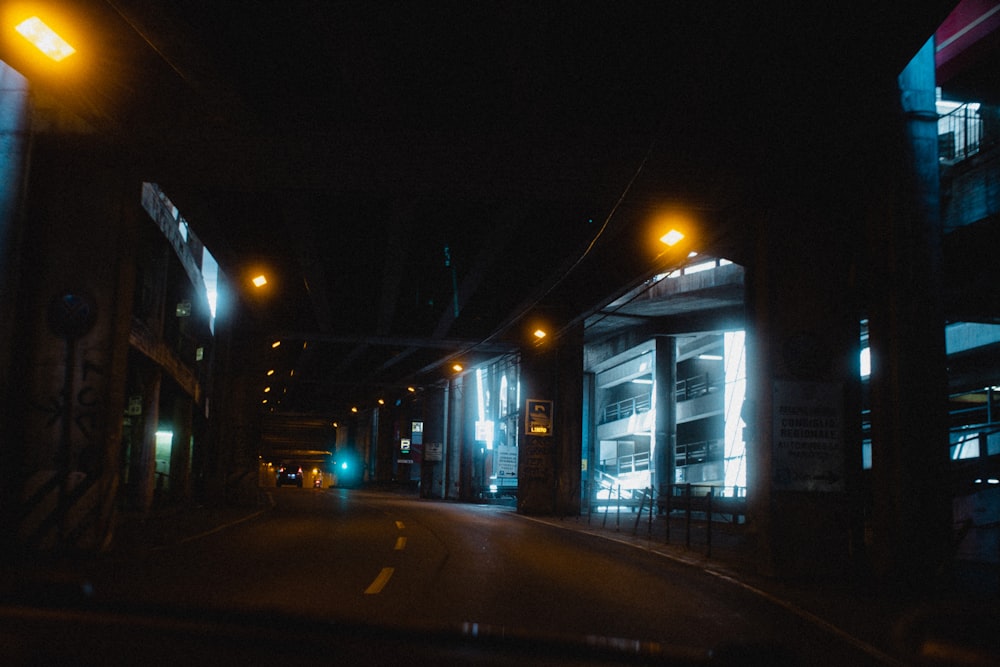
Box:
109 498 270 555
523 508 998 667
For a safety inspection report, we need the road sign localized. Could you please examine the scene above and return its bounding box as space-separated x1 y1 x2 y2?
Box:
526 399 553 436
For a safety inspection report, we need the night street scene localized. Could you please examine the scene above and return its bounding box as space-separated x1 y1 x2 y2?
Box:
1 2 998 665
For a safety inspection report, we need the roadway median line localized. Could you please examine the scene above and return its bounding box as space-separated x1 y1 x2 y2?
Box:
364 567 395 594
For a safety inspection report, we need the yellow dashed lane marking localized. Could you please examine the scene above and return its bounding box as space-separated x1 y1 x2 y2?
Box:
364 567 395 594
394 536 407 550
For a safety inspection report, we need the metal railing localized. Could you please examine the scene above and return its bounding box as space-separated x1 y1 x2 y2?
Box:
599 452 650 477
676 373 712 401
599 373 720 425
601 394 652 423
675 439 723 467
587 482 747 558
939 102 983 163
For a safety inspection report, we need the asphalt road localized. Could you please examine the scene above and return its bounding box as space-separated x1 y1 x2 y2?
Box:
77 488 894 665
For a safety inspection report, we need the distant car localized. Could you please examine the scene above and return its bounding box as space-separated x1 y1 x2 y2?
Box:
276 465 303 488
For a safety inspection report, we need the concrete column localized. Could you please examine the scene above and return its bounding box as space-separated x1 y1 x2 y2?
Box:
866 39 950 592
0 65 31 552
518 322 584 516
445 376 463 500
4 133 139 553
132 367 162 514
582 372 595 514
374 406 395 482
0 64 30 388
745 202 860 580
170 395 194 503
459 374 476 501
554 322 584 516
654 335 678 497
420 385 445 498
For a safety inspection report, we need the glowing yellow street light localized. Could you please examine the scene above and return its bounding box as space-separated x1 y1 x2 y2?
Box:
15 16 76 62
660 229 685 247
252 274 268 288
533 328 547 340
271 340 281 348
452 363 464 373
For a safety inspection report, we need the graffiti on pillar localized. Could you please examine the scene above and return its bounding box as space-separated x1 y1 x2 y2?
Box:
19 292 110 550
29 346 107 473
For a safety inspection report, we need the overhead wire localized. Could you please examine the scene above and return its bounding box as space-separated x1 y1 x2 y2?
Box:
405 125 665 383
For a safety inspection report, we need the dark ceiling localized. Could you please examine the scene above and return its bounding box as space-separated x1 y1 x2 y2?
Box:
1 1 961 413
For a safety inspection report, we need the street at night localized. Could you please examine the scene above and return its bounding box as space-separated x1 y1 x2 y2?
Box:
27 487 917 666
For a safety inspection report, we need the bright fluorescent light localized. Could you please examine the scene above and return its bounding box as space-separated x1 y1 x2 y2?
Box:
15 17 76 62
631 378 653 384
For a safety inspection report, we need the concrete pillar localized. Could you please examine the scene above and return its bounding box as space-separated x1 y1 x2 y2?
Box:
745 201 860 580
554 323 584 516
374 405 394 482
582 372 595 514
654 335 678 497
0 65 31 553
866 39 951 592
420 385 445 498
442 380 458 500
132 367 162 514
170 395 194 503
0 64 30 384
445 376 463 500
518 322 584 516
459 374 476 501
3 133 138 553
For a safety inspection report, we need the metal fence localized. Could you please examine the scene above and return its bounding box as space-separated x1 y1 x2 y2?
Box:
587 482 747 558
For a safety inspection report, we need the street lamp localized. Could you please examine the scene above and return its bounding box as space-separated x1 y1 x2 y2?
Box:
14 16 75 62
660 229 685 247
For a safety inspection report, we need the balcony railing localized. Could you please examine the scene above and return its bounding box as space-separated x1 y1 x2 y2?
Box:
599 373 719 424
601 394 652 423
939 102 983 163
